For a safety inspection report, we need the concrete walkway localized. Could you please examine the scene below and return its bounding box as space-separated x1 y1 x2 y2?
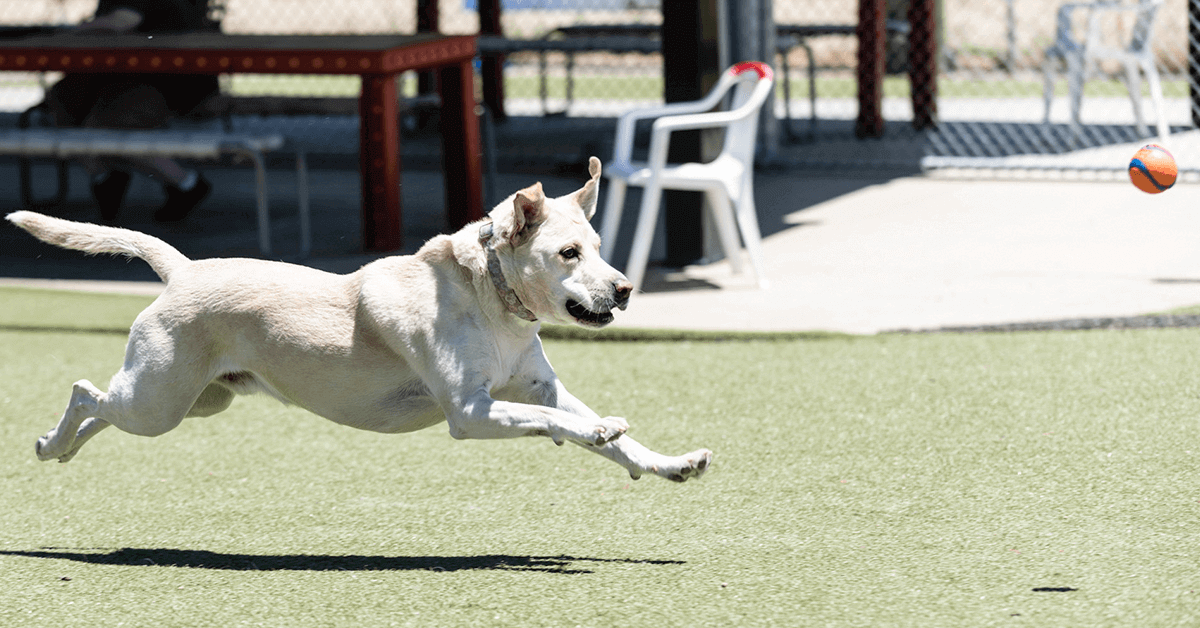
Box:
622 173 1200 333
2 159 1199 335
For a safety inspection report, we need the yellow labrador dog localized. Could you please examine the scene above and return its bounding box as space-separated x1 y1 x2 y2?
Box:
8 158 711 482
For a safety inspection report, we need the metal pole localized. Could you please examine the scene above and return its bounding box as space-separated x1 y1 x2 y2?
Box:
1190 0 1200 127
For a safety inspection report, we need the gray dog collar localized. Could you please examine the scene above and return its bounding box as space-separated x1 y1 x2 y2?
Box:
478 223 538 322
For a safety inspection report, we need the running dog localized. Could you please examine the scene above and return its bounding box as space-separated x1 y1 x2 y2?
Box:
7 157 711 482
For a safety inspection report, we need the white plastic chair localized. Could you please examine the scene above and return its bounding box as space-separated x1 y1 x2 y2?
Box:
1041 0 1168 143
600 61 774 292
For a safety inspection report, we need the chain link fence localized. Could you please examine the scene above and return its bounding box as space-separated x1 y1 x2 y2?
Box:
0 1 1195 179
926 0 1193 180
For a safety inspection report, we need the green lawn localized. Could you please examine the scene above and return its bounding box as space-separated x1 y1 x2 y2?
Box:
7 66 1188 101
3 287 1200 626
222 73 1191 101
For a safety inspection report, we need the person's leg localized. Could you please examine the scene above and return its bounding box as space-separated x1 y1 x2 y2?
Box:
43 76 131 220
87 83 209 221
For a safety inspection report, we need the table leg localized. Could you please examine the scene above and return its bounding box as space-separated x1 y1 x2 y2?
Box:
438 59 484 230
360 73 402 251
855 0 886 139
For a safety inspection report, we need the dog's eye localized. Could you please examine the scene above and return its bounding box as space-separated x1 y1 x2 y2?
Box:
560 247 579 260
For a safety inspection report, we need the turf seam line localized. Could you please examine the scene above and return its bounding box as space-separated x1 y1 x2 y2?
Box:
0 324 129 336
888 314 1200 334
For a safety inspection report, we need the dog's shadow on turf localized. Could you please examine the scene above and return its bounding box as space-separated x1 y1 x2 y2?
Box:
2 548 682 575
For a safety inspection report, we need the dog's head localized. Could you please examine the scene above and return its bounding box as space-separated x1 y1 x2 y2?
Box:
486 157 632 328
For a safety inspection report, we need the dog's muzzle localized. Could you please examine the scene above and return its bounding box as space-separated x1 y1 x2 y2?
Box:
565 281 632 327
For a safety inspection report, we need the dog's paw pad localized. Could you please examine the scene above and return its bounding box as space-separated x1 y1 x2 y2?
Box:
661 449 713 482
591 417 628 445
591 430 618 446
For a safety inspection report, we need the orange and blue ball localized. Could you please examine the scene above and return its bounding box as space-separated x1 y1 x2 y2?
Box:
1129 144 1177 194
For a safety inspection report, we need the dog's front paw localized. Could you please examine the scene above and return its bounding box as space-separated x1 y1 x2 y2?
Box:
589 416 628 446
659 448 712 482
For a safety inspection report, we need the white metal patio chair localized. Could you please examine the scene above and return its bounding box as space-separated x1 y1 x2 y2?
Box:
1041 0 1168 143
600 61 774 292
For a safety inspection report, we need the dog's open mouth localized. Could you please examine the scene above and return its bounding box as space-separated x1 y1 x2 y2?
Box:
566 299 615 327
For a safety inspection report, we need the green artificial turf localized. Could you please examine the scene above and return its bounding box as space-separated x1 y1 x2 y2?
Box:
3 287 1200 626
0 287 155 333
1153 303 1200 317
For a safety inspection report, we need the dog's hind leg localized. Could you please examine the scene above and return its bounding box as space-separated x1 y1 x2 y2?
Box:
56 417 111 463
39 331 227 463
36 380 106 463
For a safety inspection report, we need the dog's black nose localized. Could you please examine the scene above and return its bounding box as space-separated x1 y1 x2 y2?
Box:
614 280 633 309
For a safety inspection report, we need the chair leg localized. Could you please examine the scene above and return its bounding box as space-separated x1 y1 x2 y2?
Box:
564 52 575 115
779 46 793 139
539 51 549 116
1041 56 1055 127
1143 58 1169 141
1067 54 1085 146
705 187 745 276
296 149 311 258
804 41 817 138
734 177 769 289
624 181 663 292
1123 58 1148 137
236 148 272 256
599 177 627 262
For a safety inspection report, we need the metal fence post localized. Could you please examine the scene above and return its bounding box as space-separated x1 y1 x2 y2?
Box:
909 0 938 130
856 0 886 138
1191 0 1200 127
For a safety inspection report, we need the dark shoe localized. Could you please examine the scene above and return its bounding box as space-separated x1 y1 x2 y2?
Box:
91 171 131 222
155 174 211 222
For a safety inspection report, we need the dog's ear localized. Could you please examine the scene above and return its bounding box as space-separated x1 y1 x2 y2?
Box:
510 182 546 245
573 156 602 220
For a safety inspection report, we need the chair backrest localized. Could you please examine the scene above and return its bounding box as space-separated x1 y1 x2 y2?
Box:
716 61 774 162
1128 0 1163 53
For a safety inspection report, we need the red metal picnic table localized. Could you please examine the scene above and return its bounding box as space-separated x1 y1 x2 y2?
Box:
0 32 484 252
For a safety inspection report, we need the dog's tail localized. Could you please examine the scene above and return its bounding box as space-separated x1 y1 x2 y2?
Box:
6 211 190 282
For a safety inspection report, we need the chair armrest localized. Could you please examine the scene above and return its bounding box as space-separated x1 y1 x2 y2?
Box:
1054 1 1134 46
611 66 772 166
610 94 729 164
651 109 756 135
1056 0 1124 20
637 108 760 173
1084 2 1147 49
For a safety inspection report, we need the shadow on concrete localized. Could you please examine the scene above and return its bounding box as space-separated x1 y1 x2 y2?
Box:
0 114 926 285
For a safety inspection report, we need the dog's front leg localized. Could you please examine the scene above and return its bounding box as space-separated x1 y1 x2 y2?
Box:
445 388 628 447
583 436 712 483
550 382 712 482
